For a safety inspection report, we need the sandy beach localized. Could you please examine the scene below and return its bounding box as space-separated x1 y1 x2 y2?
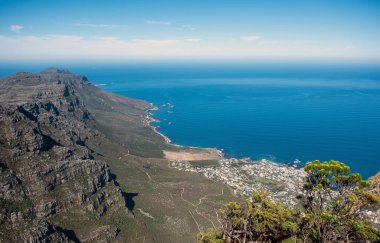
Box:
163 149 223 161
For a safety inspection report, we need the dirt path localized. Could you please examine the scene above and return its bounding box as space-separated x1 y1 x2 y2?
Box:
141 168 223 234
134 233 145 243
180 187 225 230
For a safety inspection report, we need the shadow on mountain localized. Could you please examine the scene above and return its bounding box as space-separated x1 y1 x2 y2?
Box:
109 172 138 212
121 192 138 211
55 226 80 243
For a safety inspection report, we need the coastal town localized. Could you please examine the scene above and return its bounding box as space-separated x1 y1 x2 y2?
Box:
170 158 307 206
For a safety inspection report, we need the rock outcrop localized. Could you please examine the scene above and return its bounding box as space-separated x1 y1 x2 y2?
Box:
367 172 380 230
0 69 129 242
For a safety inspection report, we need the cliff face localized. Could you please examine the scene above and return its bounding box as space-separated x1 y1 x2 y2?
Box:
0 69 128 242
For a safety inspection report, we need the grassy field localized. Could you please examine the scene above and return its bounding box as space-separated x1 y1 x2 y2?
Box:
190 160 220 168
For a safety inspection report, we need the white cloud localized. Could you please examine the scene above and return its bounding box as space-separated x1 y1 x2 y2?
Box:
96 37 120 41
179 24 199 31
146 20 172 25
73 23 119 29
0 35 206 59
132 39 180 45
344 44 356 50
240 35 261 42
185 38 202 43
10 25 23 33
44 35 84 41
146 21 199 31
0 34 376 60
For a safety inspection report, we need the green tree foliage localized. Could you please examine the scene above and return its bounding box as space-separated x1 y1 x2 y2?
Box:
199 160 380 243
199 191 299 242
299 160 380 242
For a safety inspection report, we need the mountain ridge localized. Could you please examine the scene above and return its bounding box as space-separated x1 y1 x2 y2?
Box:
0 68 131 242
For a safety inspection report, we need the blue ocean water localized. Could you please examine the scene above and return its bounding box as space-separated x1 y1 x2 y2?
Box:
1 62 380 178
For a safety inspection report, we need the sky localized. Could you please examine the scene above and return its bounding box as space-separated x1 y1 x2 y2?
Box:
0 0 379 61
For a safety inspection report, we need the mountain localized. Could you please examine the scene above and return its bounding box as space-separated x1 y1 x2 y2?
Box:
0 69 237 242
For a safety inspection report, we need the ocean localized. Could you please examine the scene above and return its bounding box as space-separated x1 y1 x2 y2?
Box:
1 62 380 178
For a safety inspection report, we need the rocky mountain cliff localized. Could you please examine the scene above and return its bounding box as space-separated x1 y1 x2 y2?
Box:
0 69 131 242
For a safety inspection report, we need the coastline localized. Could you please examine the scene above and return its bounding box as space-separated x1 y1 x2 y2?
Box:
146 104 225 160
147 105 172 144
153 126 172 144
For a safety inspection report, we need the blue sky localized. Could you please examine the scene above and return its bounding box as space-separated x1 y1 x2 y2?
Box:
0 0 379 61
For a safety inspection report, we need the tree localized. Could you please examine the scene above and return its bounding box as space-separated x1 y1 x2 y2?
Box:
198 191 299 242
199 160 380 243
298 160 380 242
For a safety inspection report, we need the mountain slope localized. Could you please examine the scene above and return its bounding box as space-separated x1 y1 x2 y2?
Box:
0 69 238 242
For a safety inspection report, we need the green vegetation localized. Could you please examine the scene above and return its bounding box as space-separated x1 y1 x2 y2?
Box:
199 160 380 242
199 191 299 242
0 198 33 213
190 160 220 168
299 160 380 242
